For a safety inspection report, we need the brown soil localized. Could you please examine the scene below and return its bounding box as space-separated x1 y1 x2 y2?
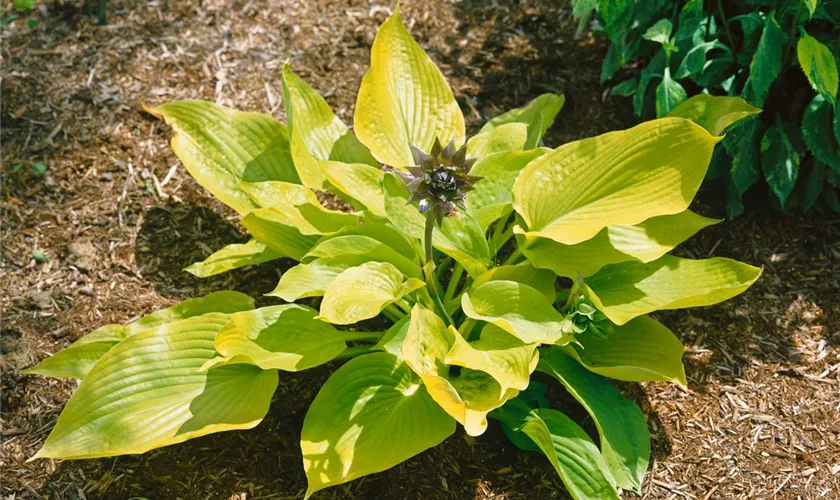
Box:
2 1 838 499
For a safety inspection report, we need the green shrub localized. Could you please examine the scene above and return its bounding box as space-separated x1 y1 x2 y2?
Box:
24 8 761 499
575 0 840 215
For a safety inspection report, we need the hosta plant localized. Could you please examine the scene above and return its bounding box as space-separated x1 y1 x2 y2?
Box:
25 8 762 499
574 0 840 216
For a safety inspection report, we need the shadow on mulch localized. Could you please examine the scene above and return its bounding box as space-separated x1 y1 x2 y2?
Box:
135 202 289 305
445 0 635 142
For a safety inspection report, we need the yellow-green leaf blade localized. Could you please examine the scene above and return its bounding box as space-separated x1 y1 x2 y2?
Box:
185 239 283 278
304 234 421 279
446 324 539 393
461 281 571 345
466 122 529 158
520 210 720 278
206 305 346 371
32 314 278 460
239 181 360 236
240 208 321 261
667 94 761 135
513 117 720 245
146 100 298 215
402 305 518 436
353 8 465 167
470 262 557 302
321 161 387 217
479 93 565 149
23 291 255 379
301 352 455 498
539 348 650 494
466 149 547 230
492 400 619 500
586 255 762 325
564 316 686 385
797 31 839 104
318 262 425 325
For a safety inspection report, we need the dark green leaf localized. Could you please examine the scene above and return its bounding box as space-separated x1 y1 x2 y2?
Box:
635 51 666 118
675 41 728 79
761 119 803 206
749 14 785 101
655 68 687 117
802 161 826 213
675 0 703 42
611 78 638 96
732 12 765 54
803 95 839 169
539 348 650 494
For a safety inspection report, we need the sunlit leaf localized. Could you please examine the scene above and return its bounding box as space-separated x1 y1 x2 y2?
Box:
513 118 719 246
204 305 347 371
446 324 539 393
466 122 529 159
354 8 465 167
519 211 719 278
32 314 278 459
478 93 565 149
301 352 455 497
562 316 686 385
470 262 557 303
667 94 761 135
23 292 255 379
146 100 298 215
318 262 424 325
586 255 762 325
304 234 421 279
240 208 320 261
402 305 518 436
185 239 283 278
239 181 360 235
282 63 376 188
797 31 839 104
461 281 571 345
466 149 547 230
320 161 387 218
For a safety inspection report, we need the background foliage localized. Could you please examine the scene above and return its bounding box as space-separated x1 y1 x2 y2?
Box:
575 0 840 216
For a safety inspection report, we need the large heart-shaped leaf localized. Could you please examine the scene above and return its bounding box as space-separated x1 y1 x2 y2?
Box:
402 305 518 436
445 324 539 393
478 93 565 148
466 149 547 230
513 117 719 246
354 8 465 168
267 258 350 301
32 313 278 459
492 400 619 500
667 94 761 135
539 348 650 493
282 64 376 188
461 281 571 345
563 315 686 385
519 210 719 278
301 352 455 498
146 100 298 215
204 305 347 372
384 174 490 276
23 291 255 379
185 239 283 278
318 262 425 325
240 181 360 235
586 255 762 325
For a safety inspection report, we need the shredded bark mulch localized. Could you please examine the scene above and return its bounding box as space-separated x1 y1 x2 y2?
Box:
2 1 838 499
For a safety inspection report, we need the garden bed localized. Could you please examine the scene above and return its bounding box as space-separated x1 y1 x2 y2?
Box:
1 1 838 498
